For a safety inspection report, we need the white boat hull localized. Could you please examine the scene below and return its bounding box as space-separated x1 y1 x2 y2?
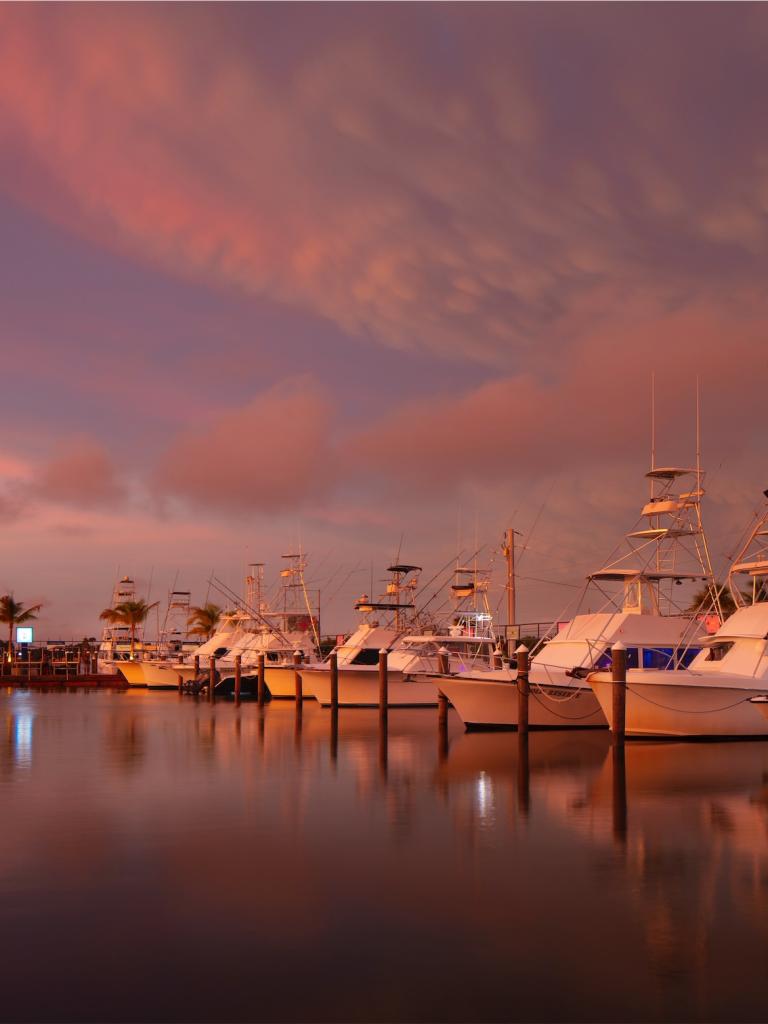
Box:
263 664 315 699
143 662 195 690
305 667 439 707
438 676 606 729
116 661 147 687
589 671 768 738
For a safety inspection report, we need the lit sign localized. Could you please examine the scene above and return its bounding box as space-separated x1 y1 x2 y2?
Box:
15 627 33 644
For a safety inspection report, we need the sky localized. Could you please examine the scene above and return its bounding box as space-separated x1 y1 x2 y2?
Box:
0 2 767 638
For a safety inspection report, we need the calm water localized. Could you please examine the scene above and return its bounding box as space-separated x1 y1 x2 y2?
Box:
1 690 767 1023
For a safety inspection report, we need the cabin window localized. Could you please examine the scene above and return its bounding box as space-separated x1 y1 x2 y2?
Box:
267 652 281 663
594 647 639 670
704 642 734 662
642 647 674 670
351 648 381 666
677 648 700 668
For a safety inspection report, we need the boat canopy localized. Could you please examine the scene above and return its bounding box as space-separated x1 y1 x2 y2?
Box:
589 568 707 582
645 467 697 480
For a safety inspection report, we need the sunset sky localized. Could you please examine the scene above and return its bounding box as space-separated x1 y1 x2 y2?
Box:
1 3 767 637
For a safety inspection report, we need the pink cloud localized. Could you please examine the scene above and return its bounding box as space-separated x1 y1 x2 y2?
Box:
35 437 125 506
1 6 766 367
153 376 334 512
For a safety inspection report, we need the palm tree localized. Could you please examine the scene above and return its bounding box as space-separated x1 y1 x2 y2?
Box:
187 603 222 640
687 582 738 618
99 599 158 659
0 595 42 665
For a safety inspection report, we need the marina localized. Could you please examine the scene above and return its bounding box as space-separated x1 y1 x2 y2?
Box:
2 4 767 1021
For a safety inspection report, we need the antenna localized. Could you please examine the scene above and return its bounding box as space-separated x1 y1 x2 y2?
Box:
695 374 701 485
651 371 656 472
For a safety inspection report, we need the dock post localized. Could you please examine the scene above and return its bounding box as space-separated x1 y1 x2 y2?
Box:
492 645 503 670
208 655 216 703
611 641 627 744
437 691 449 760
193 655 200 680
294 649 303 702
378 649 388 720
257 653 266 707
329 651 339 711
177 671 183 695
234 654 242 706
516 644 530 734
437 646 450 675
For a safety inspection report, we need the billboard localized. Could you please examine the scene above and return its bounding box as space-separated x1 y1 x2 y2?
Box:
16 626 33 644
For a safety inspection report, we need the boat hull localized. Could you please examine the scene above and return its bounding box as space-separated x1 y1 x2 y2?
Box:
589 671 768 737
305 667 439 707
143 662 196 689
263 664 315 699
438 676 606 729
116 661 147 687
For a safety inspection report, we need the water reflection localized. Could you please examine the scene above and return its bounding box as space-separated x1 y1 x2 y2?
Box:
0 692 767 1022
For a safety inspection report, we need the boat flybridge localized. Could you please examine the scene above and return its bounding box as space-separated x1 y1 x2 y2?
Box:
98 576 146 677
289 562 422 702
309 562 498 707
139 590 200 689
591 492 768 737
440 464 719 729
134 609 246 689
214 554 321 697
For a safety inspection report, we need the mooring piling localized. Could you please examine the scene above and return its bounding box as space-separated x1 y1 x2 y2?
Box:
516 644 530 733
234 654 242 705
257 653 266 706
378 649 388 721
329 651 339 711
208 655 216 703
611 641 627 744
294 649 303 702
437 691 449 760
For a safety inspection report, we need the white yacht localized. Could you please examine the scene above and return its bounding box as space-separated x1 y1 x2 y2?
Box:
140 611 245 689
299 562 422 703
97 576 148 681
308 563 497 707
590 495 768 737
142 590 199 690
214 555 321 697
440 465 718 729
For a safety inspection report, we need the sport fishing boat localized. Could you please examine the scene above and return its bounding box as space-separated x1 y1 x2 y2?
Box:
139 610 246 688
299 562 421 703
590 494 768 737
215 555 320 697
142 590 200 689
440 463 718 729
98 576 148 681
309 563 497 707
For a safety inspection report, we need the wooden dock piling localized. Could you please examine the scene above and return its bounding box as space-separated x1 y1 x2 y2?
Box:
329 651 339 711
437 646 450 675
516 644 530 734
437 691 449 760
378 649 388 721
257 653 266 706
492 645 503 670
294 649 303 702
208 655 216 703
234 654 242 705
193 655 200 678
611 641 627 744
